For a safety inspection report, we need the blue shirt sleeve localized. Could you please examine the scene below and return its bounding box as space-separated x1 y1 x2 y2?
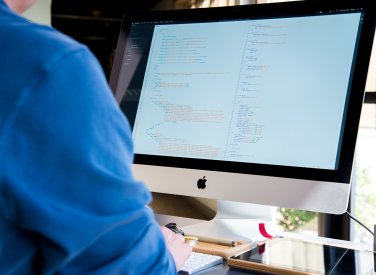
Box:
0 46 176 274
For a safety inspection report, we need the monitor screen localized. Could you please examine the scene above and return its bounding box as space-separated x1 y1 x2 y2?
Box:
110 0 376 214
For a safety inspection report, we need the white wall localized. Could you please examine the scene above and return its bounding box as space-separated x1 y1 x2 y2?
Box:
23 0 51 26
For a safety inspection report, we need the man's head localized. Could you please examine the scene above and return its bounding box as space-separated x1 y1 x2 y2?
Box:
4 0 38 14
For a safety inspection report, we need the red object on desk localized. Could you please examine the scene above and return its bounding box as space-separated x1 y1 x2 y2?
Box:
259 223 274 239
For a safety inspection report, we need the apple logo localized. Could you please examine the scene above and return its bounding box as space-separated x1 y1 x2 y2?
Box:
197 176 207 189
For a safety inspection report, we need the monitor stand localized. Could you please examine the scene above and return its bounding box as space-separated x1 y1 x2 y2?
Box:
180 200 276 244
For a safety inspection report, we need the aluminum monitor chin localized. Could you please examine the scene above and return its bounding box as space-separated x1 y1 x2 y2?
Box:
110 0 376 215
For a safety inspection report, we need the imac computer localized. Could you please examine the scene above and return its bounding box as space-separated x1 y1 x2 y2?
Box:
110 0 375 239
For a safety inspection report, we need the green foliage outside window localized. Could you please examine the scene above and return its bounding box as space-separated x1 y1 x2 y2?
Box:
278 208 317 232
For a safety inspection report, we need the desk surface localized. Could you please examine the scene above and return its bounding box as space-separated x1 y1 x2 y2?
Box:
156 214 375 275
191 244 376 275
156 214 373 251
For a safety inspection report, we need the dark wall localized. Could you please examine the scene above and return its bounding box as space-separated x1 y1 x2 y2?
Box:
51 0 162 78
52 0 161 18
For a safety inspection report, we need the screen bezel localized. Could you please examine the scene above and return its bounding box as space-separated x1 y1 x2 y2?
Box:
110 0 376 184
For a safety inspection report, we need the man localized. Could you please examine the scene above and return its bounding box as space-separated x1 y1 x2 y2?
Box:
0 0 191 273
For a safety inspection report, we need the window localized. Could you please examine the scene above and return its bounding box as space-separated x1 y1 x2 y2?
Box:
352 35 376 244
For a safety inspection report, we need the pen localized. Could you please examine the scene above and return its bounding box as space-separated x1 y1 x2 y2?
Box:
165 223 241 247
185 235 240 247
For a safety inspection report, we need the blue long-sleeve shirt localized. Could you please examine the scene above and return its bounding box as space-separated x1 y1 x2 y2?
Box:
0 1 176 274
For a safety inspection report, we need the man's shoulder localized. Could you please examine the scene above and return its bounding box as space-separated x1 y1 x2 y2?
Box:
17 21 84 63
1 13 86 71
0 11 92 129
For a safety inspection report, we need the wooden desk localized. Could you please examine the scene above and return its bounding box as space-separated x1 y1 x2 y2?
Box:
156 214 375 275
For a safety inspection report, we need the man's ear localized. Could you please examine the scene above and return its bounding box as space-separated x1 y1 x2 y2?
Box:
4 0 40 15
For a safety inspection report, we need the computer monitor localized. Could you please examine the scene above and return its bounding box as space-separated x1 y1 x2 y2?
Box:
109 0 375 222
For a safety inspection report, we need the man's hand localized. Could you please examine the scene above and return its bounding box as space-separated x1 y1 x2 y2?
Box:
160 226 192 271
